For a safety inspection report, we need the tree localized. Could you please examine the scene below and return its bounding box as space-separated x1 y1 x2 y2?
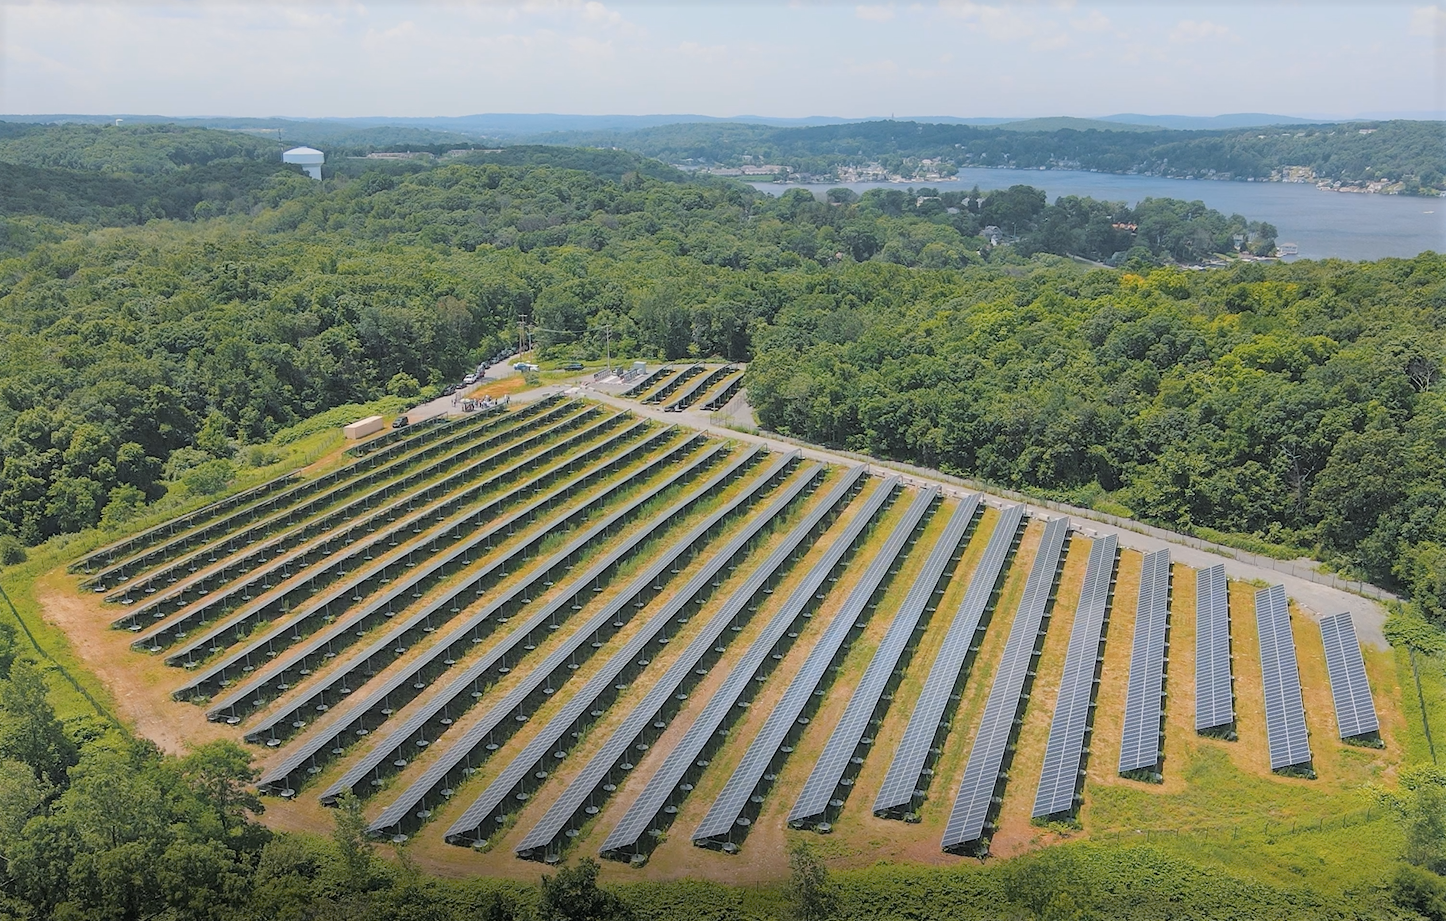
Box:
784 842 839 921
537 858 633 921
1407 783 1446 875
0 620 16 677
330 790 374 894
177 740 263 832
387 372 421 399
0 660 77 785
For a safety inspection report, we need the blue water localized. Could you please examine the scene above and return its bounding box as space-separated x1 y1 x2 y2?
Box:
751 167 1446 262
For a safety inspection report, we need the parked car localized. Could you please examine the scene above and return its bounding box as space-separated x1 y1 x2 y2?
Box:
562 362 584 371
463 373 477 385
392 415 409 428
443 383 459 395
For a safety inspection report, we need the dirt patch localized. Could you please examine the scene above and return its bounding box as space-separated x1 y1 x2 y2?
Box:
35 568 234 755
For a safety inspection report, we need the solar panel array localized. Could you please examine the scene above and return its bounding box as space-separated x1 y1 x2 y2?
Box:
600 477 901 857
873 504 1026 818
664 366 737 412
941 515 1071 853
1319 613 1379 741
1118 549 1172 775
1256 584 1312 772
642 365 704 404
1031 533 1118 819
81 382 1378 865
437 464 825 843
508 466 867 858
691 486 939 847
1194 564 1234 733
789 495 980 828
356 452 802 834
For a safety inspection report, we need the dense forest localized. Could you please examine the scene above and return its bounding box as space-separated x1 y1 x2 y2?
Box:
535 118 1446 192
0 120 1439 621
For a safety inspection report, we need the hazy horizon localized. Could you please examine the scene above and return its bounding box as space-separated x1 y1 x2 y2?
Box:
1 2 1441 122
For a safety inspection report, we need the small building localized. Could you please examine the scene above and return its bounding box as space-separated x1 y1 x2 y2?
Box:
343 415 384 439
283 146 325 180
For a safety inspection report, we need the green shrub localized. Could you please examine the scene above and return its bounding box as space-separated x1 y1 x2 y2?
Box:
0 535 26 567
180 459 236 497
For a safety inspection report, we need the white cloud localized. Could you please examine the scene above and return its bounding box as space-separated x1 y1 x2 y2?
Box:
1169 19 1236 44
856 4 896 22
1409 5 1446 37
1072 10 1111 33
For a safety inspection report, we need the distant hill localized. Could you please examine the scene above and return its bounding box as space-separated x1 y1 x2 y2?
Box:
992 117 1161 133
1101 113 1320 129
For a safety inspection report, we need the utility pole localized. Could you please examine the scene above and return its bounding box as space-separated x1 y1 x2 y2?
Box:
517 313 529 356
603 324 613 372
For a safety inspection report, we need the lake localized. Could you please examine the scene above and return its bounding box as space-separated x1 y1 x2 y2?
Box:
750 167 1446 262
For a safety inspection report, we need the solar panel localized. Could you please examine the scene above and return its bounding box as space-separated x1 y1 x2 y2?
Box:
1319 612 1379 741
1256 585 1312 772
691 486 940 848
437 464 825 843
873 504 1026 818
253 442 747 794
941 515 1071 853
508 466 867 857
599 476 901 858
789 495 980 829
1194 564 1234 733
324 448 790 814
664 366 737 412
1031 533 1118 819
1118 549 1172 775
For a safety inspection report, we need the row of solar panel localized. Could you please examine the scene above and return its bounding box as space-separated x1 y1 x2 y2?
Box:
161 410 637 667
76 393 563 579
106 399 579 603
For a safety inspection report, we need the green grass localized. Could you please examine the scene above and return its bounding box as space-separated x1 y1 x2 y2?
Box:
0 553 118 725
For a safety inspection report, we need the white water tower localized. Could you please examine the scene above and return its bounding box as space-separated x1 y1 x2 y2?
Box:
282 146 324 180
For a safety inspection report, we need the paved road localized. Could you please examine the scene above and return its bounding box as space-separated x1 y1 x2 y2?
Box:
446 378 1394 649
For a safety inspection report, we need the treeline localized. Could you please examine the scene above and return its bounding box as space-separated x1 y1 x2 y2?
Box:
541 118 1446 192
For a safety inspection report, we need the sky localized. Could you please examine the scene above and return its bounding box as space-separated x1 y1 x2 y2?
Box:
0 1 1442 120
